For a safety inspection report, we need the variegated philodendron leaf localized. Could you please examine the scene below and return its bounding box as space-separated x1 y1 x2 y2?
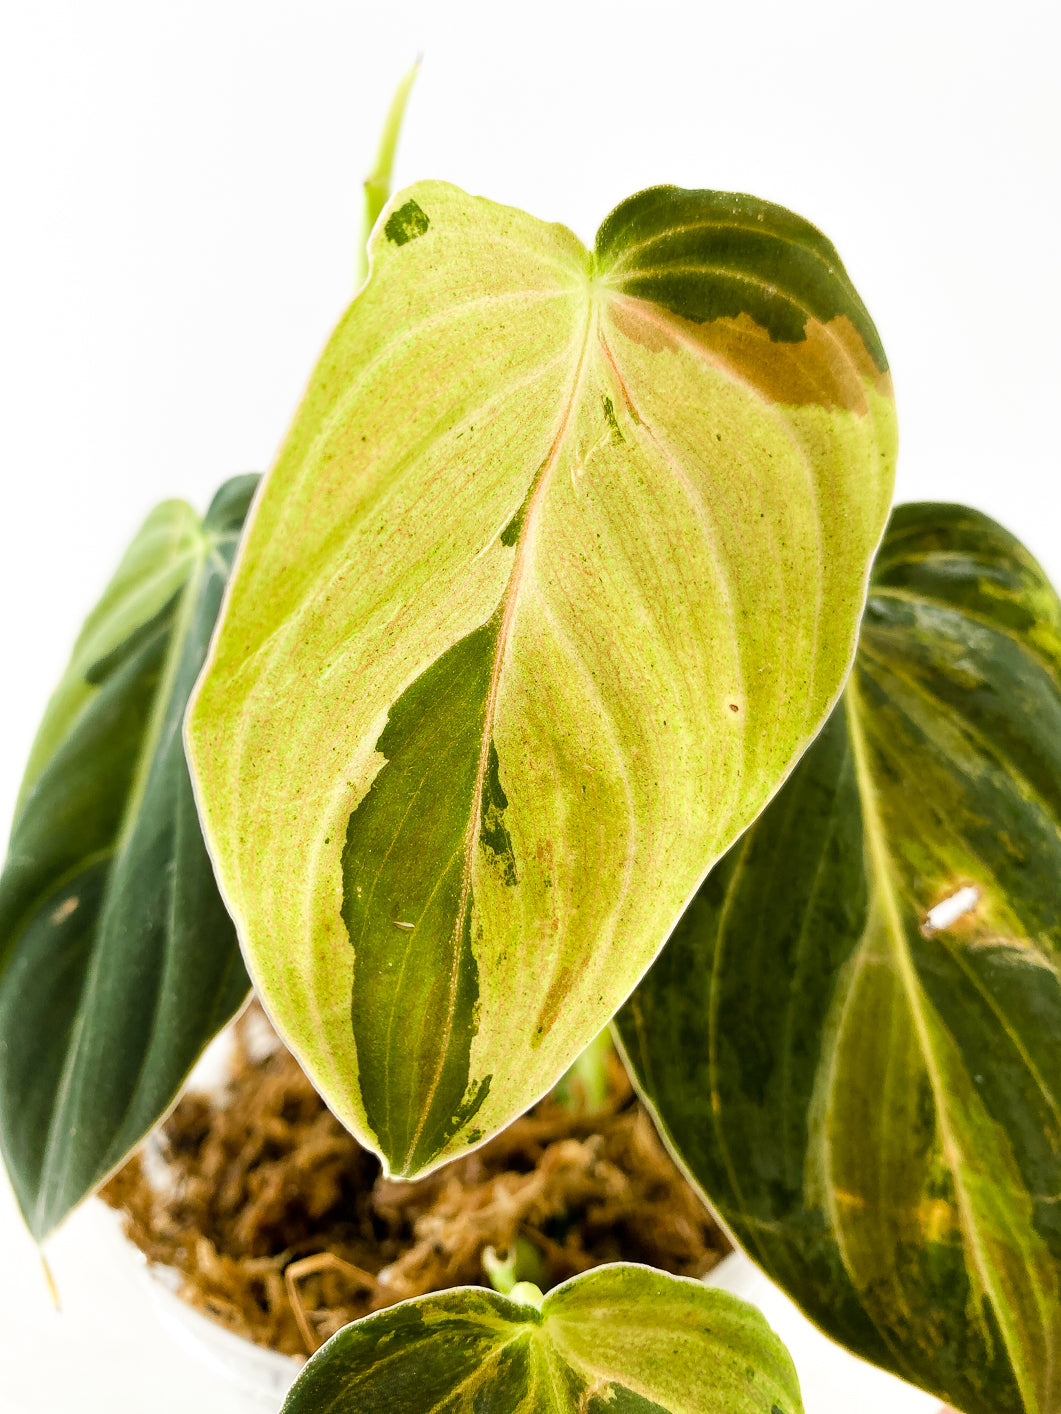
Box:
617 503 1061 1414
186 181 896 1180
0 476 257 1241
281 1264 803 1414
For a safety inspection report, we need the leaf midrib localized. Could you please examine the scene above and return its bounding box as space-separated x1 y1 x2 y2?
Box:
852 639 1061 1141
843 673 1045 1414
34 538 210 1234
113 543 208 855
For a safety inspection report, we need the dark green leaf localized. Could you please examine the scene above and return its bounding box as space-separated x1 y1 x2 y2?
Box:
281 1264 803 1414
0 475 257 1240
617 503 1061 1414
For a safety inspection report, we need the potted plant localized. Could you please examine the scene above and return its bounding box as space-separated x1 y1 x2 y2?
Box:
1 72 1055 1414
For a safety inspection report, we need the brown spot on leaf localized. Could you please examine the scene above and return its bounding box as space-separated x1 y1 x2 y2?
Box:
50 896 79 925
608 298 891 412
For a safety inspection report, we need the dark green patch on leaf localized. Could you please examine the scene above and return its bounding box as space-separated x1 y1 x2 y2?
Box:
596 185 888 370
602 394 625 444
586 1385 669 1413
343 621 498 1175
480 742 518 885
385 198 431 247
500 487 533 548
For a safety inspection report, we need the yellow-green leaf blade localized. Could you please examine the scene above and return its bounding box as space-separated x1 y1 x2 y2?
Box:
544 1265 802 1414
187 180 895 1179
280 1266 803 1414
618 503 1061 1414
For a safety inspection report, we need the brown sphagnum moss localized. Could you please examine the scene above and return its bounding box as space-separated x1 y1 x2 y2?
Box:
101 1005 728 1358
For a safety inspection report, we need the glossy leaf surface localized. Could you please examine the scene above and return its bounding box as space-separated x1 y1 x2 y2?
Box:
618 504 1061 1414
187 181 896 1179
281 1264 803 1414
0 477 256 1240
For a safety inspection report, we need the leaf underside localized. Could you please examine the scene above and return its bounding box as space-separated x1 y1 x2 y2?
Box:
280 1263 803 1414
187 180 896 1179
618 503 1061 1414
0 476 256 1240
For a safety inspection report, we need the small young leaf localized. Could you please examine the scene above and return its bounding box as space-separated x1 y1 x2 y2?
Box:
187 181 896 1180
281 1264 803 1414
618 504 1061 1414
359 60 420 284
0 475 257 1240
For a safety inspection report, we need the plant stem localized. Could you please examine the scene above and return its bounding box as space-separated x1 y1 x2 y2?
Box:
482 1237 546 1295
551 1026 614 1113
358 59 420 284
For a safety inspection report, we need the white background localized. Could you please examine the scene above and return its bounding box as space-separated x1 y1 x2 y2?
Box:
0 1 1058 1409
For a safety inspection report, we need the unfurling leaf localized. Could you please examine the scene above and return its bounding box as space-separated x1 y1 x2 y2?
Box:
187 181 896 1179
280 1264 803 1414
359 60 420 284
0 476 256 1240
618 504 1061 1414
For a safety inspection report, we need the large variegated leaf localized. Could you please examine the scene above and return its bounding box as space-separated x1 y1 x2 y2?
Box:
281 1264 803 1414
186 181 896 1179
617 503 1061 1414
0 476 256 1241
